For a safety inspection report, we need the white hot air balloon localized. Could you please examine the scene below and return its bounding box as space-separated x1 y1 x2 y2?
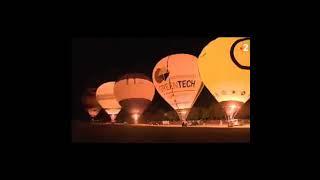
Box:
198 37 250 125
152 54 203 124
96 82 122 123
114 73 155 124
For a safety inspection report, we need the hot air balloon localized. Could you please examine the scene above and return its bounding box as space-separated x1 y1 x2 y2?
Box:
96 82 122 123
197 37 250 126
152 54 203 125
114 73 155 124
81 88 102 121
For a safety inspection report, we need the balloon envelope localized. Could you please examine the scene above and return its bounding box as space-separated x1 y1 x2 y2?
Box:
81 88 101 119
152 54 203 121
96 82 121 122
198 37 250 118
114 73 155 123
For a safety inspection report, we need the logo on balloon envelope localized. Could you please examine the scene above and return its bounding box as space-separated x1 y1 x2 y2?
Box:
154 66 197 93
230 37 250 70
154 67 170 83
158 80 196 93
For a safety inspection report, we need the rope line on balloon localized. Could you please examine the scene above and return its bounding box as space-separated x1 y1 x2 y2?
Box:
166 56 180 111
233 108 240 120
192 60 205 111
126 74 129 85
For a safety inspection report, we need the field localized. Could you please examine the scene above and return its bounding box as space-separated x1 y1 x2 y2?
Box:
72 121 250 143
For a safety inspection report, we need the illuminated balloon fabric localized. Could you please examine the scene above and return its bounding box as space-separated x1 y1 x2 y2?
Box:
81 88 101 118
114 73 155 121
96 82 121 122
197 37 250 119
152 54 203 121
87 108 100 118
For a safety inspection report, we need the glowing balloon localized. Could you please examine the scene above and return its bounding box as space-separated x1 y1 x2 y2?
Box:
96 82 122 123
114 73 155 124
81 88 101 121
152 54 203 123
198 37 250 121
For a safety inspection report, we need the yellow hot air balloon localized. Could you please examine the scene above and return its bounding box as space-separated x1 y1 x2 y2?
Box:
152 54 203 124
114 73 155 124
96 82 122 123
198 37 250 123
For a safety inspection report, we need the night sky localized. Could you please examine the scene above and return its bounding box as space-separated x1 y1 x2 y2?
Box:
72 37 250 121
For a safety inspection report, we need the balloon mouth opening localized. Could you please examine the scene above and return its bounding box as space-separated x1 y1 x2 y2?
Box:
220 101 243 120
110 114 117 122
176 108 190 122
87 108 100 118
131 113 140 124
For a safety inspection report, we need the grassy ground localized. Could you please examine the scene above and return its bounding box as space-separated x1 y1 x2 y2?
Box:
72 121 250 143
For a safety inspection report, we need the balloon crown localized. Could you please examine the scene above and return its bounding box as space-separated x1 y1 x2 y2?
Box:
116 73 151 82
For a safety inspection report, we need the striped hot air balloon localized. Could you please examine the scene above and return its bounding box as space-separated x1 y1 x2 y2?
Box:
114 73 155 124
96 82 122 123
